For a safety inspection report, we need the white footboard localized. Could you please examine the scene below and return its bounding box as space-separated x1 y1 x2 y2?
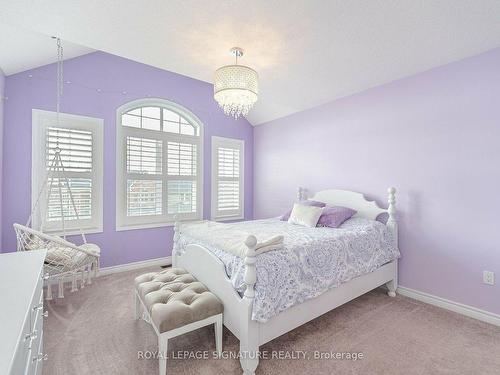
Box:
172 187 399 375
174 240 397 375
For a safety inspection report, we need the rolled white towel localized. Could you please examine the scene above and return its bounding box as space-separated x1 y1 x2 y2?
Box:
254 235 284 255
255 234 284 250
255 243 284 256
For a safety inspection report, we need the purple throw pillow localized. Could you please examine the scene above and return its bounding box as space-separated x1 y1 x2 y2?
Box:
281 200 326 221
317 206 357 228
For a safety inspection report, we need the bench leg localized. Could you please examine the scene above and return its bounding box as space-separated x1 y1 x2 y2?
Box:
214 314 223 356
159 334 168 375
135 292 141 320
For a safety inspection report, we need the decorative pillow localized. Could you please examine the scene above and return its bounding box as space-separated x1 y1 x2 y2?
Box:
288 203 324 228
317 206 357 228
281 200 325 221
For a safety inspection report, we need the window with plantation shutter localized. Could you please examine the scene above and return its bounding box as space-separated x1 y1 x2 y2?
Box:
212 136 244 221
116 99 203 230
32 110 103 234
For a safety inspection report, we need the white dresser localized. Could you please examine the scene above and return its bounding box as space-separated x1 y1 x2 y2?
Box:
0 250 47 375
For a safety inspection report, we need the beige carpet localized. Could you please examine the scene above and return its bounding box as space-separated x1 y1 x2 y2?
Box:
43 267 500 375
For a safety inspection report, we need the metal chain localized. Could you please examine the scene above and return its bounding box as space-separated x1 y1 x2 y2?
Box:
55 37 63 152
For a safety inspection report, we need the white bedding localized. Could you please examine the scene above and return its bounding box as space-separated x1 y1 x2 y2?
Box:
179 217 400 322
180 220 284 258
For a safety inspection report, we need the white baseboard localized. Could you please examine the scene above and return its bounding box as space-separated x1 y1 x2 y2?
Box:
397 286 500 327
98 256 172 277
45 256 172 289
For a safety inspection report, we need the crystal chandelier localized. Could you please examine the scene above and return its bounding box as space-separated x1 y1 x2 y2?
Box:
214 47 259 118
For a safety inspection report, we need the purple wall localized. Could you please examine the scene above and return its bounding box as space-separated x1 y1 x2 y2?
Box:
0 69 4 247
2 52 254 265
254 48 500 315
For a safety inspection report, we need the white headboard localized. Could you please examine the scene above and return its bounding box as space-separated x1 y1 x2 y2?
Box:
300 187 397 226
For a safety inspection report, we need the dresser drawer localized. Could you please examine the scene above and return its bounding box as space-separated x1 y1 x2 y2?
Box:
12 272 45 375
30 273 44 329
0 250 47 375
30 285 44 333
24 310 44 375
34 331 45 375
25 330 44 375
29 303 44 351
9 316 32 375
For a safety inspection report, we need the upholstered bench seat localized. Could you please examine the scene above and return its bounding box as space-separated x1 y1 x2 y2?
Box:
134 268 223 375
135 268 223 332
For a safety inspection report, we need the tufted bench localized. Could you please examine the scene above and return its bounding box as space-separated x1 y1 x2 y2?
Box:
134 268 223 375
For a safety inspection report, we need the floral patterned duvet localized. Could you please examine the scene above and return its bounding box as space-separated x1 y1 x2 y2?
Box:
179 217 400 322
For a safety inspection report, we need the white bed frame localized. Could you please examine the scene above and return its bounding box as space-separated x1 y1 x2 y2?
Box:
173 187 398 375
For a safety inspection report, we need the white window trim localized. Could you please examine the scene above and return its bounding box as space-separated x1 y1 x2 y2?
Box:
211 136 245 221
116 98 204 231
32 109 104 235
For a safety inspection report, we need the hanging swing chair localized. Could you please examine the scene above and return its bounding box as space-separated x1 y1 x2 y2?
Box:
14 145 101 300
13 37 100 300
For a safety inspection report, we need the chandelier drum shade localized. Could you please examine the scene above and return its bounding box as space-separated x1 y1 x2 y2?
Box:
214 47 259 118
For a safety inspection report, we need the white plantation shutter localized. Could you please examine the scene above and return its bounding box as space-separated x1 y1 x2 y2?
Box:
45 127 93 222
116 99 202 230
166 141 198 215
32 110 103 234
126 136 162 175
46 127 93 172
212 137 244 220
167 142 197 176
125 136 163 217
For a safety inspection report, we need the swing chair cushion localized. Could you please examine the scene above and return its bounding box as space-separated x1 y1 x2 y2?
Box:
22 231 100 268
25 235 46 251
46 246 85 267
45 244 99 268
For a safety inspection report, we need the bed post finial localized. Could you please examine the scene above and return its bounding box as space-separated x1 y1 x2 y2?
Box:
387 187 397 228
243 235 257 299
297 187 306 201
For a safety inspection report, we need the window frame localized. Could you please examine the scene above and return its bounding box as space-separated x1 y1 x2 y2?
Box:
31 109 104 235
211 136 245 221
116 98 204 231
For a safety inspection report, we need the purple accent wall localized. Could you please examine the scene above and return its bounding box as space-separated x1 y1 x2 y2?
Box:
2 51 254 265
254 48 500 315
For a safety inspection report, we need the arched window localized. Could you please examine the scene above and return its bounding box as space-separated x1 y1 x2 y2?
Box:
116 99 203 230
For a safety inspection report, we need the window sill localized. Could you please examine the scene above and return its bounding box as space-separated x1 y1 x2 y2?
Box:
211 215 244 222
116 222 176 232
44 226 103 237
116 218 204 232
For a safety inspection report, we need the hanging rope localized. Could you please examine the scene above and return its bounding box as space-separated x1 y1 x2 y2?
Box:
27 37 87 244
55 37 63 120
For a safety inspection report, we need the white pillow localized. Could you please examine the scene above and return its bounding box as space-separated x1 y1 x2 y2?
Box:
288 203 324 227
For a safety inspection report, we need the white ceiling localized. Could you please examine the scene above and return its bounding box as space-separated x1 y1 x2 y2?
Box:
0 23 94 76
1 0 500 125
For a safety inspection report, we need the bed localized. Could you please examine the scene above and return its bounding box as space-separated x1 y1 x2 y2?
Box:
172 187 399 374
